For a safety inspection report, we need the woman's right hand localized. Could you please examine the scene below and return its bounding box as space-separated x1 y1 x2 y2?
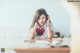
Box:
34 22 38 28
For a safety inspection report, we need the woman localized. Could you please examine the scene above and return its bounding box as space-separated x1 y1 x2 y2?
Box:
29 8 54 40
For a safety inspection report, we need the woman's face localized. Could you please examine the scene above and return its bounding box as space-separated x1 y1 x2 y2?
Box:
38 14 46 26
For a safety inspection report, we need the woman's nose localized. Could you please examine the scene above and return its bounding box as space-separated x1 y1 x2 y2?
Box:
42 19 44 22
40 20 43 22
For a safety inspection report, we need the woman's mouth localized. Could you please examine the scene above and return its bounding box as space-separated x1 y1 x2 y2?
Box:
41 22 44 24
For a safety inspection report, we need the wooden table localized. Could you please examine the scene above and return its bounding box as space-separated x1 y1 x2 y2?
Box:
14 39 69 53
14 47 70 53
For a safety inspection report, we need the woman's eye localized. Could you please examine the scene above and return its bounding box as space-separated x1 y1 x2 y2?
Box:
42 17 46 19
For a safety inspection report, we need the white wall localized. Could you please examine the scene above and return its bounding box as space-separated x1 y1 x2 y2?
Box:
0 0 70 48
61 0 80 53
70 2 80 53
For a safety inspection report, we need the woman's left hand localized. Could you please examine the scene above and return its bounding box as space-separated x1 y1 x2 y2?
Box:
47 16 51 25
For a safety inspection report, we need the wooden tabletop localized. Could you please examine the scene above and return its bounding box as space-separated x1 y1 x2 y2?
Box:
14 48 70 52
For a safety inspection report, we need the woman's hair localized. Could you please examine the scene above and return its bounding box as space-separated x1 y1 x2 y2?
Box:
30 8 49 28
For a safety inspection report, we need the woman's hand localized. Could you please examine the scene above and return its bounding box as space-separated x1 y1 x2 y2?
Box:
47 16 51 26
34 22 38 28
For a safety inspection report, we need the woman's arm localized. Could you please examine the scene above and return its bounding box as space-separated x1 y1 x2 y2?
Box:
30 22 38 39
47 16 54 39
47 24 54 39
